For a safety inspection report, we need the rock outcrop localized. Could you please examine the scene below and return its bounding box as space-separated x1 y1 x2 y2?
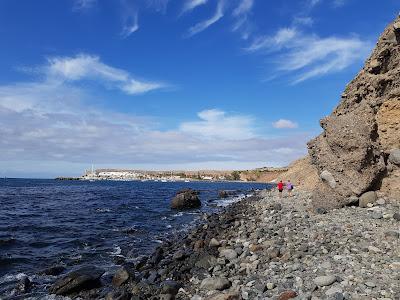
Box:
170 189 201 209
308 16 400 208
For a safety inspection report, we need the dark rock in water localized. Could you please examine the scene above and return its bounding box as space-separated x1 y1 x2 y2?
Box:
48 266 105 295
39 265 66 276
171 189 201 209
15 275 32 294
112 267 132 287
218 190 240 198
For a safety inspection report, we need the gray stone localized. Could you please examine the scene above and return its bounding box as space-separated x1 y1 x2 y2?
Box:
313 275 337 287
209 238 220 247
320 170 337 188
112 267 131 287
393 212 400 221
219 249 238 260
160 280 182 296
359 191 377 208
376 198 386 205
49 266 105 296
371 211 383 219
365 281 376 288
200 277 231 291
389 149 400 165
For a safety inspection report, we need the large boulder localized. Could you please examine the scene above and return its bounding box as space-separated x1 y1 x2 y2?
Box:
308 16 400 208
170 189 201 209
48 266 104 296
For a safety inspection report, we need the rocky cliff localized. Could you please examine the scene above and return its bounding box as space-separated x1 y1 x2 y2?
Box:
308 16 400 209
274 156 319 191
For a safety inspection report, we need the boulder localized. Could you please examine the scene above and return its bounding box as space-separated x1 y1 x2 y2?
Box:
171 189 201 209
48 266 104 296
320 170 336 189
313 275 337 287
200 277 231 291
359 191 377 208
218 190 239 198
160 280 182 296
307 16 400 208
389 149 400 165
39 265 66 276
112 267 131 287
219 248 238 260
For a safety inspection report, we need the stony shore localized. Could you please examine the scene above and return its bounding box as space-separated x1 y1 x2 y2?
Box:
45 189 400 300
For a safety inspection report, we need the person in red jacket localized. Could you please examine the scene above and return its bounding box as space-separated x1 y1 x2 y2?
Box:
277 180 284 198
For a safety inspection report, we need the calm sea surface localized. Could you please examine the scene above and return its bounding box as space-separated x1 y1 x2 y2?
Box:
0 178 267 298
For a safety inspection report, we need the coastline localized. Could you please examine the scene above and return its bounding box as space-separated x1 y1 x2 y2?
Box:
46 189 400 299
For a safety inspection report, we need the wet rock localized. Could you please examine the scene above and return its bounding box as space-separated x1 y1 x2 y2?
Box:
49 266 105 296
171 189 201 209
39 265 66 276
313 275 337 287
218 190 239 198
15 275 32 294
359 191 377 208
200 277 231 291
112 267 131 287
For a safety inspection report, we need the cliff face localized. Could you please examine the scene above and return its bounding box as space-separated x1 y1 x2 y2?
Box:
274 156 319 191
308 16 400 208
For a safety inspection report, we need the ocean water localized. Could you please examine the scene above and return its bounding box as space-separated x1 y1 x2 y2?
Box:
0 178 267 298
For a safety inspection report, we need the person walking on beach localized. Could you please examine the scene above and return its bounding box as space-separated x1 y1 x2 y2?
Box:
277 180 284 198
286 180 293 197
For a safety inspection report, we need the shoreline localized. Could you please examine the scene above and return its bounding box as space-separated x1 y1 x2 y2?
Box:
14 188 400 299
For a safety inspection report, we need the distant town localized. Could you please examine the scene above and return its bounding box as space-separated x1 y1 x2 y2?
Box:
56 166 288 183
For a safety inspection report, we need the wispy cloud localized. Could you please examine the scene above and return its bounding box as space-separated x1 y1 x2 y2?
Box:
186 0 225 37
182 0 208 14
232 0 254 17
146 0 169 13
73 0 97 11
120 0 139 38
46 54 166 95
273 119 298 129
247 27 372 83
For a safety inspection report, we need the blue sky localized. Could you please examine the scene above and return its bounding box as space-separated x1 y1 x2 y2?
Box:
0 0 399 178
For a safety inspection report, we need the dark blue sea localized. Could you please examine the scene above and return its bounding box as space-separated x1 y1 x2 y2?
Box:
0 178 267 298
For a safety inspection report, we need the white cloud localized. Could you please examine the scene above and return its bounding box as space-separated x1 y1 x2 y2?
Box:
186 0 225 37
46 54 166 95
273 119 298 129
247 27 372 83
121 12 139 38
232 0 254 17
73 0 97 11
180 109 256 139
182 0 208 14
0 72 309 176
146 0 169 13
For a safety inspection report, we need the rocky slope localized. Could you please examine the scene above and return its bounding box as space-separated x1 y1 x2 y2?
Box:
308 16 400 209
